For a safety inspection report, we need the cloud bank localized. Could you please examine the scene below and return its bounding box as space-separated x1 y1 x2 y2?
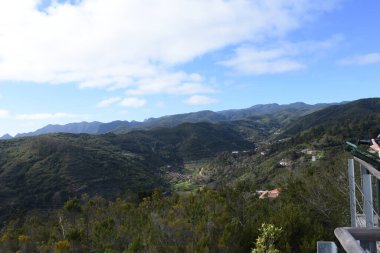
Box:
0 109 10 119
14 112 87 120
338 53 380 65
0 0 339 96
221 36 342 74
96 97 121 108
119 97 147 108
0 109 88 121
184 95 219 106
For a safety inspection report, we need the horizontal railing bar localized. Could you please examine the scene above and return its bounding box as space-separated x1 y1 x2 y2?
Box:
354 157 380 180
344 227 380 241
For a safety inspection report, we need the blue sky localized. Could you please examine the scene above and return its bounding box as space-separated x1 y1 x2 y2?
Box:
0 0 379 136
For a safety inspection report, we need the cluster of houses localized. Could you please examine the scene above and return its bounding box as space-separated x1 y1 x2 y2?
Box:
301 148 318 162
279 159 291 167
231 150 251 155
256 188 280 199
278 149 319 167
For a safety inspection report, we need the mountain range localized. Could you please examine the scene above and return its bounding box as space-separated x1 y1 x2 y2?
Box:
0 98 377 219
1 102 339 139
0 97 379 253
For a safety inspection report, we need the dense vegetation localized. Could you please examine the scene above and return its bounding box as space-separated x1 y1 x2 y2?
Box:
0 98 379 252
0 166 347 253
0 122 256 221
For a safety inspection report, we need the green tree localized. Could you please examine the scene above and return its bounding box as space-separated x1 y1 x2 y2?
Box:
252 223 282 253
64 198 82 226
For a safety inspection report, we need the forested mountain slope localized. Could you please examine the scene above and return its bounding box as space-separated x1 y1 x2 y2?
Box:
281 98 380 145
0 121 255 221
0 98 378 253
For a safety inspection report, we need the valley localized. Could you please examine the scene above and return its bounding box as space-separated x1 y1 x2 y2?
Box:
0 98 379 252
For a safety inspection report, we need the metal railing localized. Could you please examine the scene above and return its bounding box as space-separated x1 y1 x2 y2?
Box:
334 146 380 253
319 141 380 253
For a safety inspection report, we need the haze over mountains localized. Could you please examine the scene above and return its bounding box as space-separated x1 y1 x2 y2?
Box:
1 101 340 139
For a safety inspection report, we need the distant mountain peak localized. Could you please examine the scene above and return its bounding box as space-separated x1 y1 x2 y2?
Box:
0 134 13 140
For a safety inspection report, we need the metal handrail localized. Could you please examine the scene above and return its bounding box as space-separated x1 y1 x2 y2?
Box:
336 143 380 253
335 227 380 253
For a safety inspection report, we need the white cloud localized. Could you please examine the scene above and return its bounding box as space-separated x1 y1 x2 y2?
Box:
222 46 306 74
220 36 342 74
156 101 165 108
0 109 10 118
338 53 380 65
15 112 84 120
96 97 121 108
0 0 339 93
184 95 219 106
119 97 146 108
126 72 214 96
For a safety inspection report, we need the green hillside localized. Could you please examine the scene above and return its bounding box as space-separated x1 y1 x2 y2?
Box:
282 98 380 141
0 134 164 219
0 121 256 222
0 98 379 252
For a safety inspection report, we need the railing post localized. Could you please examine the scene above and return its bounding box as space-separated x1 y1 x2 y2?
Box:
317 241 337 253
360 165 376 253
348 159 356 227
361 166 374 228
